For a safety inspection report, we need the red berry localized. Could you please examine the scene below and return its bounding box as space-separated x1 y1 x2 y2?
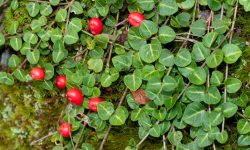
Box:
89 18 103 35
88 98 104 112
56 75 67 89
59 122 72 137
81 114 85 117
66 88 84 106
84 121 87 125
128 12 145 27
30 67 45 80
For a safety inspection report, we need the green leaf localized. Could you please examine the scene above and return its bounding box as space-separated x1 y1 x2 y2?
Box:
113 0 124 9
139 39 161 63
11 0 18 10
44 63 54 80
237 119 250 134
52 49 64 63
176 142 199 150
0 72 7 83
31 20 41 33
87 58 103 73
206 49 223 68
137 0 154 11
212 20 227 34
210 71 224 86
70 1 83 14
43 80 53 90
97 101 115 120
142 65 159 81
158 0 178 16
178 61 197 77
209 111 223 126
126 94 139 109
52 146 64 150
203 32 219 47
222 102 238 118
238 135 250 146
163 76 177 91
159 121 171 135
50 0 59 5
5 74 14 85
10 37 22 51
191 42 211 62
97 4 109 16
244 106 250 118
183 102 206 127
128 3 144 14
88 8 99 18
69 18 82 32
112 55 132 71
82 74 95 87
159 49 174 67
65 57 76 68
180 0 195 9
204 86 221 104
82 143 95 150
207 0 222 11
158 26 176 44
222 44 242 64
101 73 112 87
208 126 220 139
55 9 67 22
175 49 191 67
152 107 167 121
8 21 19 35
132 52 145 69
94 34 109 49
185 85 205 102
26 2 40 17
27 49 40 64
224 78 242 93
190 19 207 37
64 29 79 45
23 32 38 44
51 28 63 43
114 45 125 55
0 33 5 46
105 16 117 27
124 69 142 91
138 112 151 129
139 20 158 38
38 29 50 42
168 131 183 146
8 54 19 67
188 67 207 85
149 124 161 137
40 3 52 16
216 131 228 144
143 101 158 116
14 69 26 82
128 27 146 50
131 108 143 121
197 128 214 147
109 106 127 125
176 13 190 27
173 117 187 129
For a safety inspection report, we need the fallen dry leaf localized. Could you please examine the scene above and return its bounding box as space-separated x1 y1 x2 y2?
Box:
131 89 152 105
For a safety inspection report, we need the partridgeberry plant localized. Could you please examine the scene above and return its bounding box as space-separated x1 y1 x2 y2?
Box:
0 0 249 149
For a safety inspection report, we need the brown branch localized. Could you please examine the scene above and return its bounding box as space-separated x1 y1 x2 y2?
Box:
102 18 128 33
99 87 128 150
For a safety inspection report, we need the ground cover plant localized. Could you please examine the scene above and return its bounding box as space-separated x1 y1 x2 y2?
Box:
0 0 250 149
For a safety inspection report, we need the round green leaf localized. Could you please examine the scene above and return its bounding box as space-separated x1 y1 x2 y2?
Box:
55 9 67 22
0 33 5 46
178 60 197 77
222 102 238 118
188 67 207 85
197 128 214 147
126 94 139 110
207 0 222 11
137 0 155 11
30 19 41 33
51 28 63 43
212 20 227 34
38 29 50 42
138 112 151 129
90 46 104 59
128 27 146 51
210 71 224 86
23 32 38 44
176 13 190 27
149 124 161 137
183 102 206 127
209 111 223 126
190 19 207 37
10 37 22 51
204 86 221 104
174 49 191 67
131 108 143 121
132 52 145 69
158 0 178 16
208 126 220 139
222 44 242 64
8 21 19 35
124 69 142 91
14 69 26 82
43 80 53 90
173 117 187 129
237 119 250 134
94 34 109 49
139 39 161 63
11 0 18 10
168 131 183 146
105 15 117 27
8 54 19 67
65 57 76 68
238 135 250 146
101 73 112 87
109 106 127 125
97 101 115 120
112 55 132 71
185 85 205 102
206 49 223 68
244 106 250 118
224 78 242 93
191 42 211 62
162 76 177 91
88 8 99 18
39 16 47 26
142 65 159 81
139 20 158 39
159 49 174 67
50 0 59 5
40 3 52 16
44 63 54 80
216 131 228 144
158 26 176 44
114 45 125 55
5 73 14 85
27 49 40 64
64 29 79 45
87 58 103 73
0 72 7 83
203 32 219 47
82 143 95 150
152 107 167 121
26 2 40 17
70 1 83 14
128 3 144 13
69 18 82 32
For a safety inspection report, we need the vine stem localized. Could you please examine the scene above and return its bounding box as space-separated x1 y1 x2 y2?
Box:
68 103 75 150
99 87 128 150
163 135 167 150
25 0 68 5
30 131 58 145
74 109 91 149
102 18 128 33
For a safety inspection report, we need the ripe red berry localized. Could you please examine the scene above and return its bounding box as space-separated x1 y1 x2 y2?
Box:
56 75 67 89
128 12 145 27
84 121 87 125
66 88 83 106
59 122 72 137
81 114 85 117
30 67 45 80
88 98 104 112
89 18 103 35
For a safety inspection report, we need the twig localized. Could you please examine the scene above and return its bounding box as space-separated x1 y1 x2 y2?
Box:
30 131 57 145
163 135 167 150
175 36 199 43
82 30 94 37
106 35 119 69
99 87 128 150
25 0 68 5
74 109 91 149
102 18 128 33
113 11 119 35
82 50 89 65
67 103 75 150
163 16 170 26
220 3 224 20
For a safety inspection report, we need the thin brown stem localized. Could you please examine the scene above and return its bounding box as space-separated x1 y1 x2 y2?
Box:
163 16 170 26
102 18 128 33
